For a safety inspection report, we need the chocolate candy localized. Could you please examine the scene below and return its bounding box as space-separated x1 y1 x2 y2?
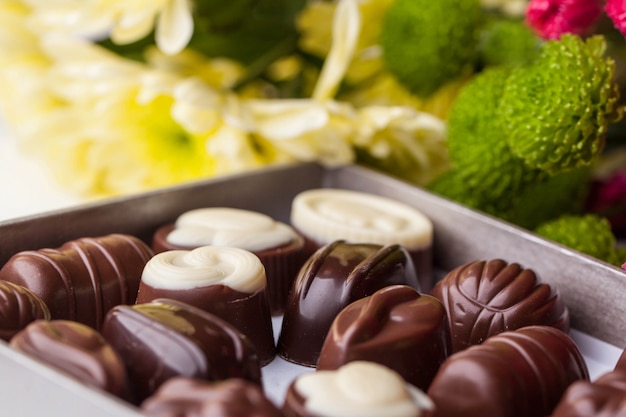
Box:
317 285 450 391
431 259 569 352
10 320 128 398
152 207 306 314
278 240 419 367
101 298 262 404
141 377 284 417
0 280 50 341
0 234 153 330
135 246 275 365
551 370 626 416
427 325 589 417
283 361 436 417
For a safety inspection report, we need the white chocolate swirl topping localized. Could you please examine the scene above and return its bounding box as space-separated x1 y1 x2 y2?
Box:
166 207 297 252
141 246 266 293
295 361 434 417
291 189 432 248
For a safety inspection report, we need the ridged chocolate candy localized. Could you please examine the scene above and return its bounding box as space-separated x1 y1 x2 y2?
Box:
141 377 284 417
0 280 50 341
0 234 153 330
551 370 626 416
317 285 450 391
427 325 589 417
277 241 419 367
431 259 569 352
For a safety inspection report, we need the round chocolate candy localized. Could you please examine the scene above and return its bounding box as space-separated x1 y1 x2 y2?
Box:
427 325 589 417
431 258 569 352
551 370 626 416
277 240 419 367
135 245 275 365
0 280 50 342
317 285 451 391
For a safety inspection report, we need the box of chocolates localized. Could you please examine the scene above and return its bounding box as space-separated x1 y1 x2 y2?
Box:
0 162 624 416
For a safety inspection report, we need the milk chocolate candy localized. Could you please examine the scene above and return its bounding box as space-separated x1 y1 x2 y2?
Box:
152 207 306 314
282 361 435 417
0 234 153 330
317 285 450 391
551 370 626 416
290 188 434 290
278 240 419 367
0 280 50 341
431 259 569 353
141 377 284 417
101 298 262 404
135 246 275 365
427 325 589 417
10 320 128 398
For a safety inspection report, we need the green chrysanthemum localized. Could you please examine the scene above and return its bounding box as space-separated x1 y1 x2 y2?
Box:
479 18 541 68
500 34 621 175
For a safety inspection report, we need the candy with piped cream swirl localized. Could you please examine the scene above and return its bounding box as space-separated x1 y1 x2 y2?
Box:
290 189 433 290
136 246 275 365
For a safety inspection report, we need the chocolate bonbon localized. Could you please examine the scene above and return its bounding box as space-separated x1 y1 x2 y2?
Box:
0 280 50 341
0 233 153 330
282 361 436 417
135 246 275 365
10 320 128 398
141 377 284 417
551 370 626 416
278 240 419 367
317 285 450 391
427 325 589 417
101 298 262 404
152 207 305 314
431 258 569 352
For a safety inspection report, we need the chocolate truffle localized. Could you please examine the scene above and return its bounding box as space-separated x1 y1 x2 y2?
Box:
101 298 262 404
283 361 435 417
278 240 419 367
10 320 128 398
431 259 569 353
135 246 275 365
0 233 153 330
317 285 450 391
0 280 50 341
152 207 305 314
551 370 626 417
427 325 589 417
290 188 434 290
141 377 284 417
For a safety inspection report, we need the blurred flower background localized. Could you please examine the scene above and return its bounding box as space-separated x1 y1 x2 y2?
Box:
0 0 625 265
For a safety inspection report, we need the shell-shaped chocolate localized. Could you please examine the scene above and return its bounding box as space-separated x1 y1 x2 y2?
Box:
0 234 154 330
431 259 569 352
427 325 589 417
0 280 50 341
141 377 283 417
317 285 450 391
551 370 626 417
10 320 127 398
277 240 419 367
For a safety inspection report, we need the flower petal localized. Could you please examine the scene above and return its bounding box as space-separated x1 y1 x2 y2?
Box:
156 0 194 55
245 99 329 140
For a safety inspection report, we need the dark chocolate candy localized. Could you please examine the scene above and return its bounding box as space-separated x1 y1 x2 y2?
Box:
10 320 128 398
317 285 450 390
431 259 569 353
0 234 153 330
141 377 284 417
277 240 419 367
427 325 589 417
0 280 50 341
101 298 262 404
551 370 626 416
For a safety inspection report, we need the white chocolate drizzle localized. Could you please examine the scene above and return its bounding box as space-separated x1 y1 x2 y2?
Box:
141 246 266 293
295 361 434 417
166 207 297 252
291 189 432 248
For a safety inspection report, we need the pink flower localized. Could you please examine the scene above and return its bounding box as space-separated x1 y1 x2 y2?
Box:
526 0 602 40
622 262 626 271
586 170 626 238
606 0 626 36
